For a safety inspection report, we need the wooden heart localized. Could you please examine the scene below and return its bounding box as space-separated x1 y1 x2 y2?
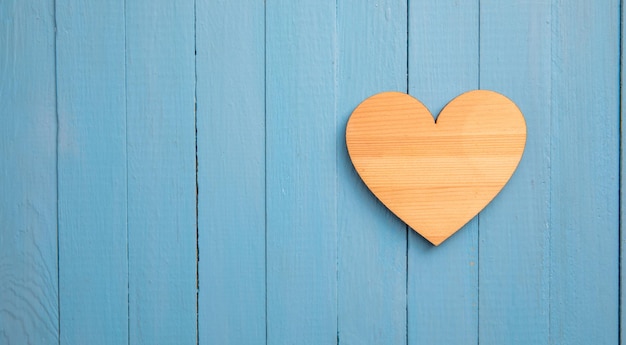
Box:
346 90 526 246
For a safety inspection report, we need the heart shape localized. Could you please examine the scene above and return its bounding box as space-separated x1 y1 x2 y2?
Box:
346 90 526 246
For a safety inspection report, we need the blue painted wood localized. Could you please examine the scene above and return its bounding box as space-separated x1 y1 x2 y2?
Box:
622 2 626 342
479 1 551 343
550 1 620 344
266 1 337 343
0 1 59 343
407 1 479 344
125 1 196 344
56 0 128 343
2 2 626 343
336 1 407 344
196 1 266 344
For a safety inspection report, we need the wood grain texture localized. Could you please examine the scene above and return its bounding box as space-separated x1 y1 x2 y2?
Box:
347 91 526 246
2 2 625 343
0 1 59 343
56 0 128 343
197 0 266 343
550 1 620 344
478 1 551 343
126 1 196 344
622 1 626 342
407 1 479 343
336 1 407 343
266 1 337 343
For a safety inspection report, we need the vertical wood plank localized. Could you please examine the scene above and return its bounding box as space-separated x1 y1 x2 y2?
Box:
196 0 266 343
0 1 59 343
266 1 337 343
56 1 128 343
551 1 620 344
125 1 196 344
336 1 407 344
622 0 625 342
407 1 479 344
479 1 551 343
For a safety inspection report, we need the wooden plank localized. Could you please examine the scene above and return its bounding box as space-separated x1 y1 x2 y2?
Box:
346 91 526 246
407 1 478 343
336 0 407 343
550 1 620 344
478 1 551 343
622 1 626 342
265 1 337 343
56 1 128 343
0 1 59 343
125 1 196 344
196 1 266 344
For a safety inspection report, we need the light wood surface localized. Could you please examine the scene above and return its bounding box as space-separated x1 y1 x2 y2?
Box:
346 90 526 245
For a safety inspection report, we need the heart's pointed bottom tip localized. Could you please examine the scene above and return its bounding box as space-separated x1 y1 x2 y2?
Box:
413 228 448 246
425 236 446 246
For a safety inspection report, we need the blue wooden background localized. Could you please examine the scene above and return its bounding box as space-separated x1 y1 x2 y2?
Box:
0 1 622 344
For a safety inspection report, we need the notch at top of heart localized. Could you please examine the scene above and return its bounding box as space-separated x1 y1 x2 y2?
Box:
345 90 526 246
